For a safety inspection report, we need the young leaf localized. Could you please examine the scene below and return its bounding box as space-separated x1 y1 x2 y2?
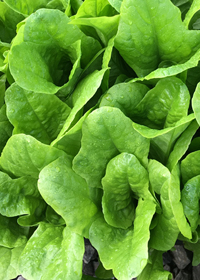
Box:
102 152 154 229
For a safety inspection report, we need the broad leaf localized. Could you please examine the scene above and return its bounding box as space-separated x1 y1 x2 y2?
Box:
38 156 100 237
19 223 84 280
115 0 200 76
89 199 156 279
73 107 149 189
5 83 71 144
0 134 66 178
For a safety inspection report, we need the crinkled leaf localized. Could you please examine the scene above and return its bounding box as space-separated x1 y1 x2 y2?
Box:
90 199 156 279
137 250 172 280
0 215 28 248
19 223 84 280
0 245 25 280
114 0 200 77
102 152 154 229
132 77 190 129
73 107 150 189
5 83 71 144
100 82 149 116
38 156 100 237
0 134 67 178
181 175 200 231
9 9 101 94
181 150 200 185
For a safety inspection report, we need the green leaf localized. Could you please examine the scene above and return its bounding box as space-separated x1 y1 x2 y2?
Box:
0 134 67 179
54 68 107 142
169 165 192 239
70 15 120 46
148 159 171 195
75 0 117 17
0 171 44 217
133 114 195 164
9 9 101 94
129 48 200 82
4 0 62 16
192 82 200 126
132 77 190 129
107 0 122 12
5 83 71 144
184 0 200 28
0 245 25 280
89 199 156 279
38 156 100 237
181 175 200 231
114 0 200 77
181 150 200 185
150 165 191 250
73 107 150 189
95 261 114 279
19 223 84 280
53 109 92 156
167 120 199 171
0 105 13 154
100 82 149 116
102 152 155 229
184 239 200 266
0 2 24 43
137 250 172 280
0 215 28 248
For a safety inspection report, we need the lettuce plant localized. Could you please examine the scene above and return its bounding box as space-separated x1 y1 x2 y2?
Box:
1 0 200 279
